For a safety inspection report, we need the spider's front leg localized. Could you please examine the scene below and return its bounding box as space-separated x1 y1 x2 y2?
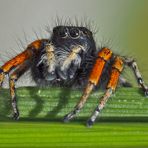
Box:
0 39 47 119
9 62 30 120
63 48 113 122
0 40 44 86
87 56 124 127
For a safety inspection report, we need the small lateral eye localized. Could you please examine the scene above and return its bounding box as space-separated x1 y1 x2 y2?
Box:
69 28 80 38
59 27 68 38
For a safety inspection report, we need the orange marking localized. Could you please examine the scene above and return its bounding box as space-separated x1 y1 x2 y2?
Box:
107 57 124 90
89 58 105 85
1 40 42 73
98 48 113 61
28 40 42 50
112 57 123 72
107 69 120 90
89 48 112 85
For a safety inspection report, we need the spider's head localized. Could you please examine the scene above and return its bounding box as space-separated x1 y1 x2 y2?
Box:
51 26 96 51
37 26 96 83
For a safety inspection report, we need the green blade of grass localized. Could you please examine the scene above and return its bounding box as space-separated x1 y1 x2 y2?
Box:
0 87 147 121
1 122 148 148
0 87 148 148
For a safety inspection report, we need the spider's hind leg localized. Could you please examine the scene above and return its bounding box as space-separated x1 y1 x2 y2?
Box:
9 62 30 120
122 57 148 96
119 76 132 87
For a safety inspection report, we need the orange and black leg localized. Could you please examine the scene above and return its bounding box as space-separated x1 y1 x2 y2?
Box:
0 39 47 119
0 39 45 84
122 57 148 96
9 62 30 120
63 48 113 122
87 56 124 127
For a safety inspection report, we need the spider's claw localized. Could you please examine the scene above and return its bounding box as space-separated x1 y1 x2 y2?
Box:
63 115 70 123
13 112 19 120
86 119 94 128
64 108 80 122
63 112 74 123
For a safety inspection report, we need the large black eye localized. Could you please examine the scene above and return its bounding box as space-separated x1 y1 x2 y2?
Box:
58 27 68 38
69 28 80 38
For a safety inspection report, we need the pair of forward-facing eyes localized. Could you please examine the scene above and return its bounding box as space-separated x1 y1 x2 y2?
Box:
53 27 91 39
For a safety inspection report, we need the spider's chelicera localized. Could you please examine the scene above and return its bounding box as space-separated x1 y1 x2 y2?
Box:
0 24 147 127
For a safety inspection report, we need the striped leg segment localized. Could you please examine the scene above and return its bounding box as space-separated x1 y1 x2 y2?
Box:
0 39 47 119
9 62 30 120
1 40 43 74
123 57 148 96
0 69 4 87
87 56 124 127
63 48 112 122
0 40 45 88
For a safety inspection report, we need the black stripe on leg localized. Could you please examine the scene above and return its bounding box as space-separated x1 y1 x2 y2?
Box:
87 107 101 127
73 107 80 115
96 107 101 112
137 77 143 84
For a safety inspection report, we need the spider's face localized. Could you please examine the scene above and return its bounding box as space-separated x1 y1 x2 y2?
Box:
52 26 95 50
37 26 96 83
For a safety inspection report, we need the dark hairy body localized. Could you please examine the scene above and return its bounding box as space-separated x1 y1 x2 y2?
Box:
0 25 147 127
32 26 112 89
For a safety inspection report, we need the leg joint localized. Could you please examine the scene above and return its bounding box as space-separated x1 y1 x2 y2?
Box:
122 57 135 66
10 74 18 82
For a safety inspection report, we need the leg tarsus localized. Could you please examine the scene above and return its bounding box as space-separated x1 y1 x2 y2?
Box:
144 88 148 97
13 111 19 120
63 114 72 123
87 89 113 126
86 119 94 128
63 82 94 122
63 107 80 122
11 99 19 120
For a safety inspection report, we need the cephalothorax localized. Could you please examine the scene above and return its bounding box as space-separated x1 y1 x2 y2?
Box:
0 25 147 127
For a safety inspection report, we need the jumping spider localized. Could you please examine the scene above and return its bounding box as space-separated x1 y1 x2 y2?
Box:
0 25 147 127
